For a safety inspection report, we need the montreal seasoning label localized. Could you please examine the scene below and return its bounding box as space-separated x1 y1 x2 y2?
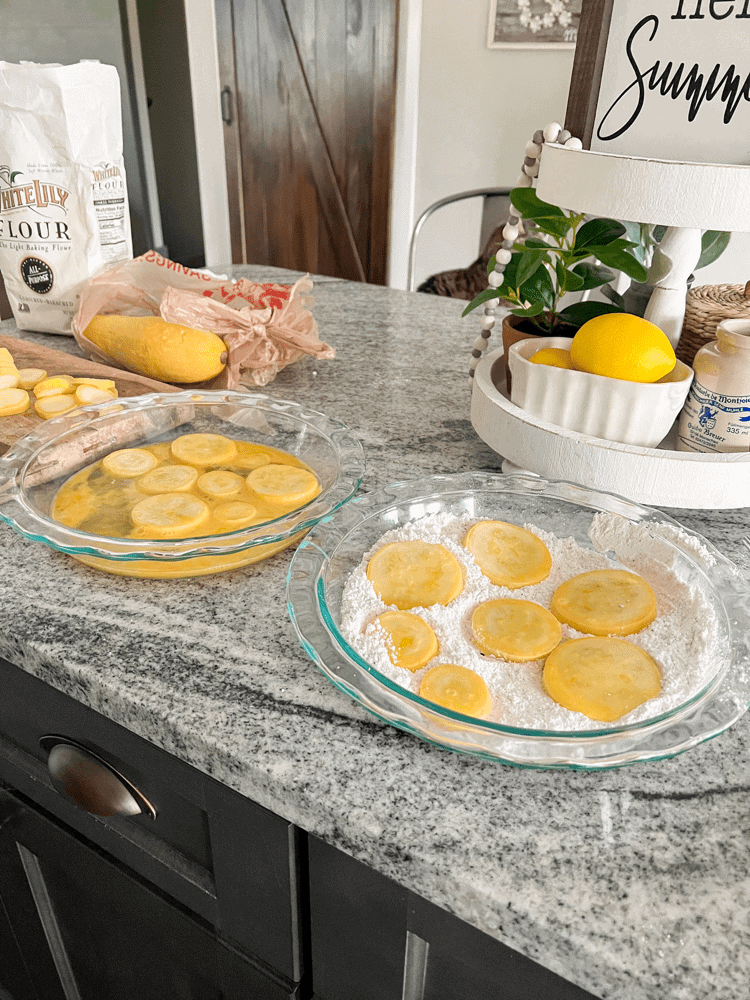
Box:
20 256 54 294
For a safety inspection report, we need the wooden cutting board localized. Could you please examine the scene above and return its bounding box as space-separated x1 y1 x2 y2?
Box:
0 333 180 455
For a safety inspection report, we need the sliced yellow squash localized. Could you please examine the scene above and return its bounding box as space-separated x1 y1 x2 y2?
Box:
74 384 118 406
246 464 320 505
71 377 116 390
0 372 20 391
130 492 210 538
170 433 237 466
366 540 464 611
374 610 439 671
419 663 492 718
0 388 30 416
463 520 552 589
212 501 258 527
551 569 657 636
197 470 244 498
137 464 199 494
34 375 74 399
102 448 159 479
542 636 662 721
16 368 47 390
471 598 562 661
34 394 77 419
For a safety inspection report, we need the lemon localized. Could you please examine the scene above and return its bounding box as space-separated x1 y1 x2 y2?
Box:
529 347 575 370
570 314 676 383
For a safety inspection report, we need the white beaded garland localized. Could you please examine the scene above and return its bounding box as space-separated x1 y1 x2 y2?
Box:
468 120 584 382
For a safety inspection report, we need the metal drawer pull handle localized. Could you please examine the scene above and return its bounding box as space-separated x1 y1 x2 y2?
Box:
39 736 157 819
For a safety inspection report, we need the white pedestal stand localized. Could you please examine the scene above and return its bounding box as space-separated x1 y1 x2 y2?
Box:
535 145 750 347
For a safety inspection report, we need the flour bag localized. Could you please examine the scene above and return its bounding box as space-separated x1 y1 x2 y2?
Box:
0 60 133 334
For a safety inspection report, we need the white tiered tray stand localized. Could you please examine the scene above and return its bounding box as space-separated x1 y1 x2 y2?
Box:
472 346 750 509
471 144 750 510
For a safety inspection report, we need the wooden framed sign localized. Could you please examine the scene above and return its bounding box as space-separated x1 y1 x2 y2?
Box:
565 0 750 164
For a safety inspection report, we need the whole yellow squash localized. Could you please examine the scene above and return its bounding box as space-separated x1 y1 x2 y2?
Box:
84 315 228 384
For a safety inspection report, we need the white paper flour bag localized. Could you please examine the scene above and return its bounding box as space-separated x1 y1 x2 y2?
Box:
0 60 133 334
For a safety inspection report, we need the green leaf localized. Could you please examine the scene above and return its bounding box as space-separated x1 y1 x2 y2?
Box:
520 264 555 310
511 302 544 318
509 187 567 220
558 301 624 325
653 225 668 243
562 268 585 293
696 231 731 270
522 237 552 249
571 261 616 290
515 249 549 287
591 246 648 282
574 218 626 249
9 170 23 184
534 216 573 239
601 285 626 309
461 287 506 316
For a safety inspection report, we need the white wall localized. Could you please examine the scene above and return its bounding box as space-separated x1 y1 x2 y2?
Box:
404 0 575 291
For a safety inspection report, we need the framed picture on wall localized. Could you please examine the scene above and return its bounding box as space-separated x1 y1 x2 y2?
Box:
487 0 581 49
565 0 750 164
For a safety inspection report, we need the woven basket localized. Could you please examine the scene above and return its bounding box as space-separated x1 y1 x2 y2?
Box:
677 281 750 366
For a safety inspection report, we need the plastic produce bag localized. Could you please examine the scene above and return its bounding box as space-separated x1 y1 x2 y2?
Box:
72 251 335 388
0 60 132 334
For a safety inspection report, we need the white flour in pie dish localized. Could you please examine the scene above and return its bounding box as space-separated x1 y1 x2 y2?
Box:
338 512 724 731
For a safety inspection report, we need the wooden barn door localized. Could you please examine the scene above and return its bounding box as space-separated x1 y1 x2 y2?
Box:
215 0 399 284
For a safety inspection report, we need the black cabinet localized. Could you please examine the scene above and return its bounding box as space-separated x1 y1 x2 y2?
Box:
0 788 290 1000
308 835 600 1000
0 655 304 1000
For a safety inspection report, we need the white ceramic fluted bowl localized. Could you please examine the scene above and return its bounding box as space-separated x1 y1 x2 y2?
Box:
508 337 693 448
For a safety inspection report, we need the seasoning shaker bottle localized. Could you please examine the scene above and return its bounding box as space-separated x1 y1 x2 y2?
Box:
676 318 750 452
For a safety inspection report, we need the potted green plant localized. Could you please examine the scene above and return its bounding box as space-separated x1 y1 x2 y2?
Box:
604 224 731 317
462 188 649 353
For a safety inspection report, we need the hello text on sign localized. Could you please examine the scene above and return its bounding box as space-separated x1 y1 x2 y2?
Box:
569 0 750 164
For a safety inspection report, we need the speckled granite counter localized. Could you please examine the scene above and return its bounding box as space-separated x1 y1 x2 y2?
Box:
1 266 749 1000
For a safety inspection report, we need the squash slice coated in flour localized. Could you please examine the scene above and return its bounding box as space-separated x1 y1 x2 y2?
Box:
551 569 656 636
542 636 661 722
463 521 551 589
419 663 492 719
366 540 464 611
374 611 439 672
471 598 561 661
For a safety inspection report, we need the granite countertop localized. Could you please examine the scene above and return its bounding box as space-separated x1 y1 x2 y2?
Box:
1 265 749 1000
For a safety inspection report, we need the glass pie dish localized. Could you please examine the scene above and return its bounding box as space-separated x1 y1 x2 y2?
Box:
0 390 365 578
287 472 750 768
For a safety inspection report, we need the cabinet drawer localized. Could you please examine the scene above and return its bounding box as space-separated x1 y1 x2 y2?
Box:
0 656 303 984
0 788 298 1000
308 834 599 1000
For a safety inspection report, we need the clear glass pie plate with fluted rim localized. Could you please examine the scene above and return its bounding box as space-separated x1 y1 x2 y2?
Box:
286 472 750 768
0 390 365 578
